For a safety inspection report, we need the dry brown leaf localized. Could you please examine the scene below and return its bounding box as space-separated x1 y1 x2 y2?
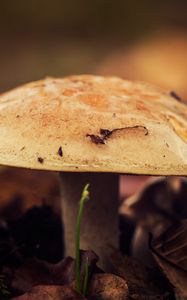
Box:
110 251 173 299
151 220 187 299
8 250 99 296
11 285 86 300
88 273 128 300
152 220 187 271
10 257 74 295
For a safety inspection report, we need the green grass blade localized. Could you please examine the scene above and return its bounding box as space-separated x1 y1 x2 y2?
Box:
75 184 90 293
82 256 89 296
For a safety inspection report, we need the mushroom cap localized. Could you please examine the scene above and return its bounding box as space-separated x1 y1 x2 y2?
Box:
0 75 187 175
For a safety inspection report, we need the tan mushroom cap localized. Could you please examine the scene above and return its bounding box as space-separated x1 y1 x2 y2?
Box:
0 75 187 175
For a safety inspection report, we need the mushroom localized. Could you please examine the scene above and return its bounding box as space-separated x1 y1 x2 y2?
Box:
0 75 187 269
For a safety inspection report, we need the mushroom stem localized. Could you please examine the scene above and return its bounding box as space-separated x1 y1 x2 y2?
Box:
59 172 119 269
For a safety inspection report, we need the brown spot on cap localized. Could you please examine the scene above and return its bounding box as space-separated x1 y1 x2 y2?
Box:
170 91 182 102
86 134 105 145
62 88 76 96
100 125 149 139
80 94 108 110
38 157 44 164
100 129 112 137
58 146 63 157
87 125 148 145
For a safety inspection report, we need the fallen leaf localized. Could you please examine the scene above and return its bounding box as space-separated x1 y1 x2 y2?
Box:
151 220 187 299
11 285 86 300
152 220 187 271
79 250 101 279
9 250 99 295
11 257 74 294
88 273 128 300
110 251 173 299
120 177 187 224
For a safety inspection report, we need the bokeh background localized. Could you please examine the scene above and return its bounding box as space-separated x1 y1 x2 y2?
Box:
0 0 187 98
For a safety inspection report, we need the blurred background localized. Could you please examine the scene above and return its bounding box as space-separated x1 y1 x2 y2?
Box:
0 0 187 100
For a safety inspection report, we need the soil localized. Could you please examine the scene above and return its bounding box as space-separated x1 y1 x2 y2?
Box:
0 168 185 299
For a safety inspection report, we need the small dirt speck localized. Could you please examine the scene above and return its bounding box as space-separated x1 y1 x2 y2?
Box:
38 157 44 164
170 91 182 102
86 134 105 145
58 146 63 157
